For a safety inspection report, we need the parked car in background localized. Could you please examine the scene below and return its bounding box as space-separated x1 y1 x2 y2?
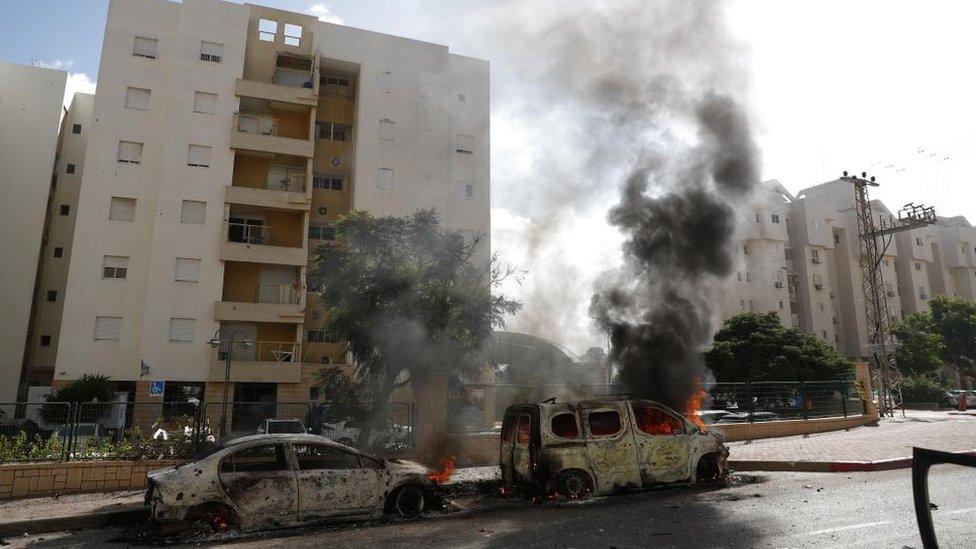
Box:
949 390 976 407
716 411 782 423
256 418 307 435
146 434 437 532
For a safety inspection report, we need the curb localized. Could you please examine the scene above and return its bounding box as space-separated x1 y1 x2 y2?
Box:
0 506 146 538
729 449 976 473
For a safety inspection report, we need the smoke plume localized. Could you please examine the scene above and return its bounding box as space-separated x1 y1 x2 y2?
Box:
470 0 759 407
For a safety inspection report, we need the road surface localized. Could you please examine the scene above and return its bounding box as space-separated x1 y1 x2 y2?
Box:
8 466 975 548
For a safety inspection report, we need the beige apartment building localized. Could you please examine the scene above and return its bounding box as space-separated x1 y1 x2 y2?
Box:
45 0 489 411
0 62 68 403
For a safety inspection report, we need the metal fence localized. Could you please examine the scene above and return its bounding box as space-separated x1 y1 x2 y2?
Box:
0 400 415 463
447 379 868 433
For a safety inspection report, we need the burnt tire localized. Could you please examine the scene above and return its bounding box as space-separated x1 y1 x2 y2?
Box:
551 470 593 500
696 454 724 483
186 502 239 533
387 484 426 519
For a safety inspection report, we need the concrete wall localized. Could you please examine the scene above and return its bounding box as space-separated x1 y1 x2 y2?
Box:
0 62 67 401
0 459 179 500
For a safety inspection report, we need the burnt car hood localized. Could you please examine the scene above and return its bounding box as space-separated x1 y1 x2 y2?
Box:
384 459 428 477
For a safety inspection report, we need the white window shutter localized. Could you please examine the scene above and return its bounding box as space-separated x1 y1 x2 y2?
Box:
187 145 211 167
193 91 216 114
200 41 222 62
168 318 196 342
103 255 129 269
377 168 394 190
457 134 474 153
133 36 157 58
94 316 122 341
117 141 143 163
125 87 150 110
379 119 395 141
109 197 136 221
380 72 393 94
180 200 206 224
175 258 200 282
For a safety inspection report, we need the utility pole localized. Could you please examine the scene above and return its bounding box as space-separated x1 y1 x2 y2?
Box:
842 172 936 417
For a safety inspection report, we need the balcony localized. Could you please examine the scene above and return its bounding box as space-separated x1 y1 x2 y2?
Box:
215 283 303 323
235 74 317 108
210 341 303 383
225 179 309 211
231 112 313 157
220 221 306 266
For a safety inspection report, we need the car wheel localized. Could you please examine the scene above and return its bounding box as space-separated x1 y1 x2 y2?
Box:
696 454 724 483
551 470 592 500
187 502 239 533
388 484 425 519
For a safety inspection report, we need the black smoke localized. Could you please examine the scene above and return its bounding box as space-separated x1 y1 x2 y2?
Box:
591 93 759 410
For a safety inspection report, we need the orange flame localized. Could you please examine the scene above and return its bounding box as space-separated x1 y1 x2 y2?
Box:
685 382 708 432
427 456 456 484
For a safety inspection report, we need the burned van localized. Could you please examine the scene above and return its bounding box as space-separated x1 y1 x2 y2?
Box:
500 397 728 498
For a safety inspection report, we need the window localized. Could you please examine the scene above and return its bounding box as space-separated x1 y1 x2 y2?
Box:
109 197 136 221
40 335 51 347
117 141 143 164
813 220 821 231
380 71 392 94
822 330 827 340
307 330 329 343
124 87 150 110
778 300 784 309
46 290 57 302
283 23 302 46
258 19 277 41
187 145 211 167
502 413 516 443
632 405 683 435
316 122 348 141
180 200 206 224
516 415 530 444
811 248 820 263
587 410 621 437
308 224 335 240
456 134 474 153
739 299 745 311
59 204 70 216
736 272 742 282
94 316 122 341
200 40 222 62
377 168 394 190
742 244 750 255
550 413 580 438
220 445 287 473
755 212 760 223
322 75 350 86
379 119 395 141
833 233 840 244
457 93 466 102
133 36 157 59
193 91 216 114
168 318 195 343
746 272 751 282
102 256 129 279
817 302 825 313
748 300 755 311
72 124 81 134
916 236 923 246
66 163 76 174
312 174 343 190
915 262 922 271
460 182 474 200
771 213 781 224
53 247 63 258
175 258 200 282
294 444 361 470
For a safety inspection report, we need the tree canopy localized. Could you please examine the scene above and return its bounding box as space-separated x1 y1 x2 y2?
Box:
309 210 520 405
927 296 976 377
40 373 117 424
890 311 945 376
705 312 853 382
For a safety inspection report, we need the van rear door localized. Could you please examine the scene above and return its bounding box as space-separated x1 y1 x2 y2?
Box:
499 408 517 485
512 411 534 484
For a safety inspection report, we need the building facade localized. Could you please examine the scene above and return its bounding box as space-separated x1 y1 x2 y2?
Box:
0 61 67 402
46 0 489 411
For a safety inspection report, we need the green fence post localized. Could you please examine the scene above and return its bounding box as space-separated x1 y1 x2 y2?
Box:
800 381 808 420
746 382 754 423
841 382 848 417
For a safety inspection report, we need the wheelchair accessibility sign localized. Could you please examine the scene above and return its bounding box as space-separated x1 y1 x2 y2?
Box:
149 380 165 397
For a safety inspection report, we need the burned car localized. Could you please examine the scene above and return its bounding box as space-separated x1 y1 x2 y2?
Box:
146 433 436 532
500 397 728 498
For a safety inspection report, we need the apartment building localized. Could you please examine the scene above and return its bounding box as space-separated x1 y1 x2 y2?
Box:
0 62 67 402
50 0 489 413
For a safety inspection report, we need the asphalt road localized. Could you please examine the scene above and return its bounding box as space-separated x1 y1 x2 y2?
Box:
7 466 976 548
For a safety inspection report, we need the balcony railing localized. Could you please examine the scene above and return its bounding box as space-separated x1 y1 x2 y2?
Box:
228 223 271 245
266 172 306 193
221 341 301 363
274 68 314 89
237 113 279 136
257 283 299 305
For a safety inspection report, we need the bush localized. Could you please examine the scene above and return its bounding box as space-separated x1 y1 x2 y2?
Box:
40 374 118 424
900 376 949 404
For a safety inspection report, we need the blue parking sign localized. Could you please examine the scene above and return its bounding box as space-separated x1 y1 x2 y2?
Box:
149 380 165 397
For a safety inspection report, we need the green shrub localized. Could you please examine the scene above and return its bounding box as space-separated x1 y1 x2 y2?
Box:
900 376 949 404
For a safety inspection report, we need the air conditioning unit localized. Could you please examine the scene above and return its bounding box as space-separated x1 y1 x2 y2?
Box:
812 257 821 264
814 283 824 290
832 317 839 324
774 281 784 288
829 291 837 298
920 293 928 300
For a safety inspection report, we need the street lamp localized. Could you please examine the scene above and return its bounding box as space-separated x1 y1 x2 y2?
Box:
209 329 252 437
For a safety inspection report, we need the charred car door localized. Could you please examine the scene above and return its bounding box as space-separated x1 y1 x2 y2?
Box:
629 402 693 484
512 411 535 484
580 404 642 494
218 443 298 527
293 443 381 521
499 409 517 486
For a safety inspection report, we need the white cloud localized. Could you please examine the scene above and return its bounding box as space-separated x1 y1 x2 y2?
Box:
63 72 96 109
32 59 74 70
308 3 344 24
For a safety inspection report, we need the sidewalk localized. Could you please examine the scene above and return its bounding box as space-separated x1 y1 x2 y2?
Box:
0 489 144 537
727 410 976 472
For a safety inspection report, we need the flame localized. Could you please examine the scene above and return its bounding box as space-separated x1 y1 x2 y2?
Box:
685 382 708 432
427 456 456 484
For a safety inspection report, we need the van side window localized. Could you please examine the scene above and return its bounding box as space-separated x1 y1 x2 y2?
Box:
587 410 621 437
516 415 531 444
550 413 579 438
632 405 684 435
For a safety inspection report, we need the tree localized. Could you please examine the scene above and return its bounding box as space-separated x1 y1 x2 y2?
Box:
928 296 976 378
705 312 853 382
40 373 117 424
309 210 521 407
891 312 945 376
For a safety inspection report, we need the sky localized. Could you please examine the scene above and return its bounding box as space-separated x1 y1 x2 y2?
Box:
2 0 974 353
